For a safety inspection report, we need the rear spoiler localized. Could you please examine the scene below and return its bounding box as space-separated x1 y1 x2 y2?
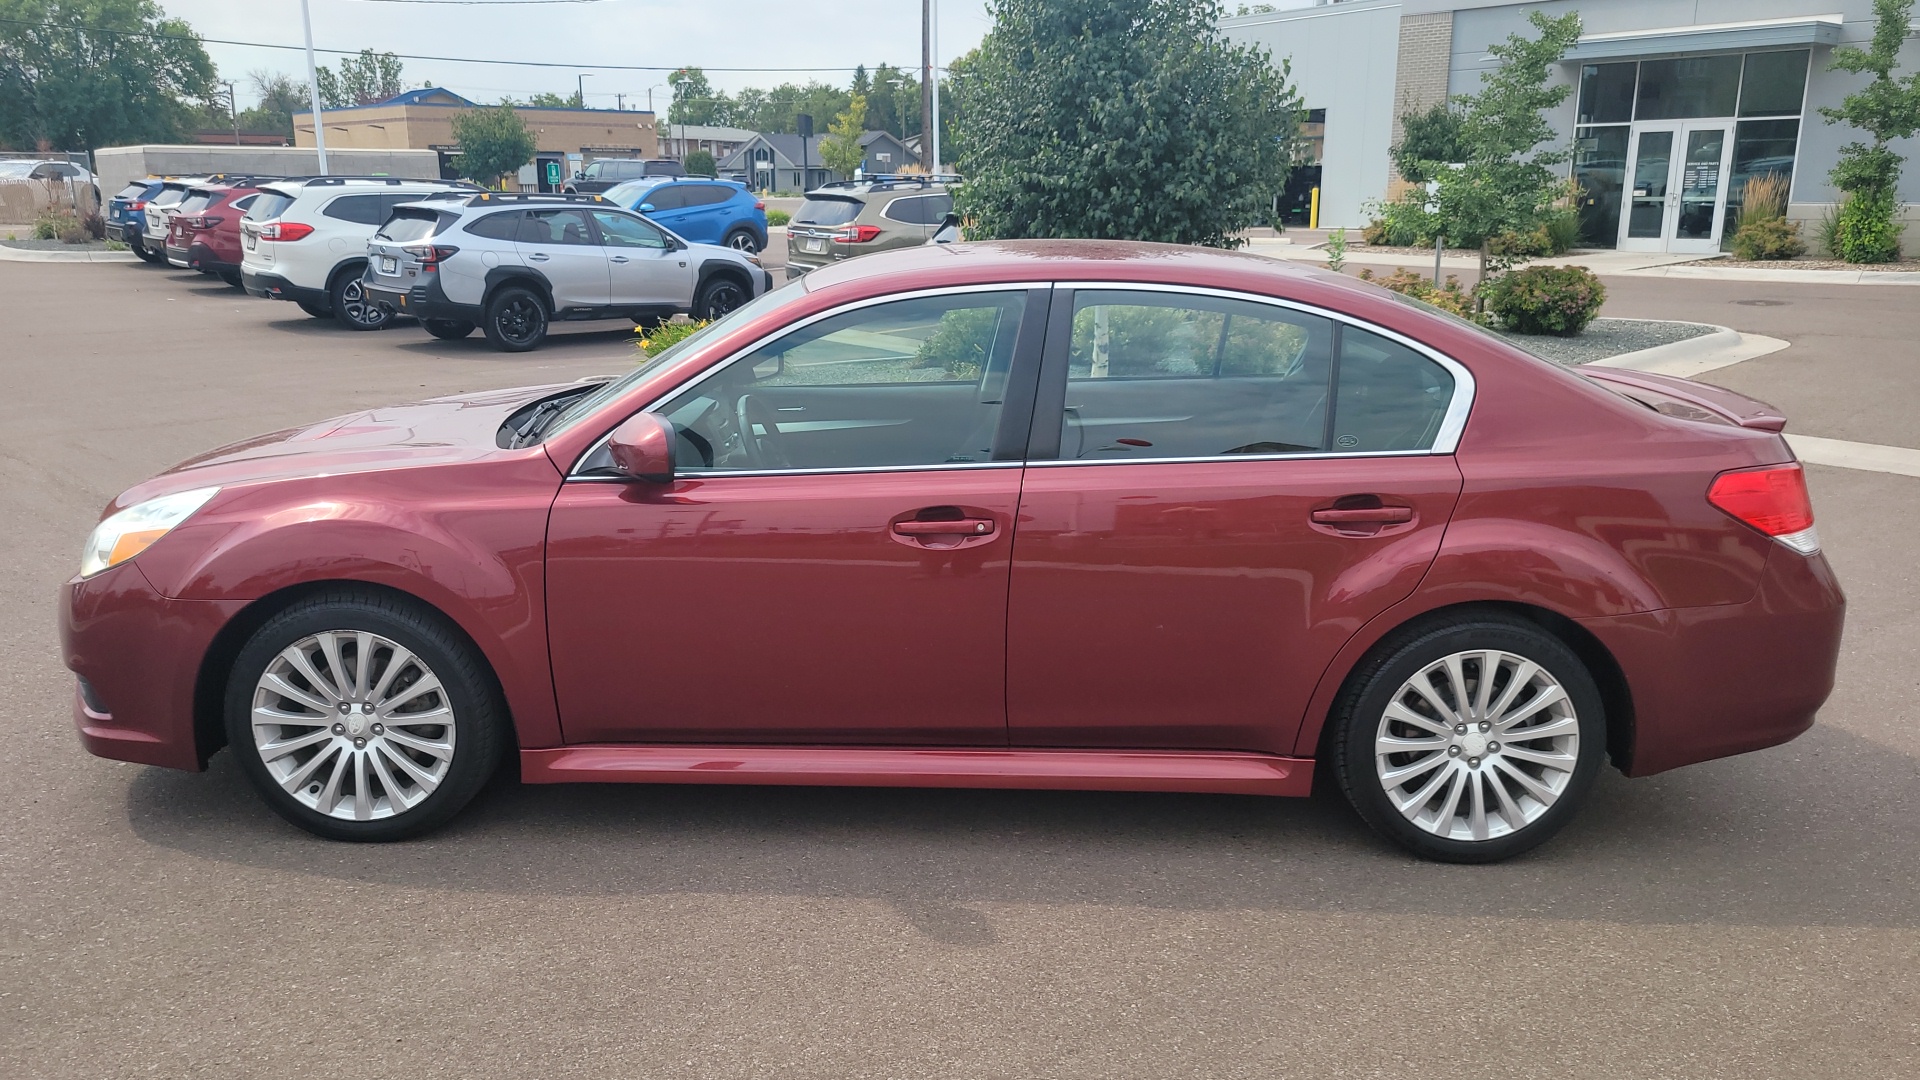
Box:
1580 367 1787 432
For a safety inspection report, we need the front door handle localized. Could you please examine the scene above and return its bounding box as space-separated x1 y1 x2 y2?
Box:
1310 506 1413 525
893 519 996 538
610 255 630 263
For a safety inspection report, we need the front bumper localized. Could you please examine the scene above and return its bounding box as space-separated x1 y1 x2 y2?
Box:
59 564 246 772
1585 544 1846 777
243 270 328 307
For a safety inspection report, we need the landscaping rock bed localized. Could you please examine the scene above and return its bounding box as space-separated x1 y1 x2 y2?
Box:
1494 318 1716 366
0 238 114 251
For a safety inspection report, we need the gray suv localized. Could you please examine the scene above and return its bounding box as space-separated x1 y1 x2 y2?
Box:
361 192 771 352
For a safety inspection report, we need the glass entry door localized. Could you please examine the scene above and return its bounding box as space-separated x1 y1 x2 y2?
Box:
1619 121 1734 253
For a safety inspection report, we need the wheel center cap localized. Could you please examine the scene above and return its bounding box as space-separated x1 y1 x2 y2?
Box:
346 709 367 737
1459 731 1489 757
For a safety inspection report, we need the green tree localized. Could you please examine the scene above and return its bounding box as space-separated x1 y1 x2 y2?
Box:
314 49 402 108
451 106 535 189
953 0 1302 247
1390 99 1467 184
0 0 217 149
522 90 582 109
668 67 723 125
1394 10 1581 279
236 69 304 140
1819 0 1920 262
819 92 867 175
684 148 717 177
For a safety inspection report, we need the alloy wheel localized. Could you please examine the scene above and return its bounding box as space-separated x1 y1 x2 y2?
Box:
1372 649 1580 842
338 279 384 328
496 296 539 344
704 280 746 317
727 231 759 253
250 630 457 821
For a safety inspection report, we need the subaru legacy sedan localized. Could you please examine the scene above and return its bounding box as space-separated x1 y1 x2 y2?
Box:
60 241 1843 862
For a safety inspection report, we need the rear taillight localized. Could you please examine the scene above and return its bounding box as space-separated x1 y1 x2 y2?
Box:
754 200 765 211
1708 463 1818 554
257 221 313 241
180 215 223 229
130 200 146 211
832 224 883 244
403 244 459 270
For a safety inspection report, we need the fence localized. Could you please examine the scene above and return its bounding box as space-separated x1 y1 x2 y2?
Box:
0 151 100 225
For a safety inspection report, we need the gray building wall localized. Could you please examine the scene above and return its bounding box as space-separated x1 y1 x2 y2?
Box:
1221 0 1405 229
93 146 442 196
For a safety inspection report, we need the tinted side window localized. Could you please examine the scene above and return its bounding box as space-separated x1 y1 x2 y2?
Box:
654 292 1029 472
1053 291 1334 460
590 210 668 249
518 209 594 245
640 186 687 211
682 184 733 207
884 194 938 225
465 211 522 240
322 194 386 225
1331 326 1455 452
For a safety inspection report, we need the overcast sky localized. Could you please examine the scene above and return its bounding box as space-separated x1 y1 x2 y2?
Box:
160 0 998 111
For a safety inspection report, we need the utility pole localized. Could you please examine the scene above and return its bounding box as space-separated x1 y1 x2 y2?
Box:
577 73 592 108
299 0 328 173
920 0 933 170
929 0 941 173
223 80 238 145
616 92 625 111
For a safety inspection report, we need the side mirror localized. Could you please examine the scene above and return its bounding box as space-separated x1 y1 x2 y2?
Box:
606 412 676 483
931 211 962 245
639 203 656 213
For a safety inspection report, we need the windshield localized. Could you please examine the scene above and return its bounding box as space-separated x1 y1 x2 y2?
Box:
151 186 190 208
0 161 31 177
601 178 661 207
794 196 863 226
544 284 815 440
176 191 217 215
246 190 297 221
375 209 443 242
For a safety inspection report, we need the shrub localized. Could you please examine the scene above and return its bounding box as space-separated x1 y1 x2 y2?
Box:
1488 226 1551 259
633 318 710 360
1325 227 1347 272
1735 173 1790 229
765 208 791 227
79 209 106 239
1831 188 1905 263
1543 207 1580 253
1363 198 1436 246
32 212 67 240
684 149 717 177
1481 264 1605 336
1730 217 1806 260
1357 267 1484 323
58 223 90 244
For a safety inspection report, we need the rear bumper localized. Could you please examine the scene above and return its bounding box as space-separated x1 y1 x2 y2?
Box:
186 241 238 275
105 221 133 242
243 270 328 307
1585 545 1846 776
59 565 245 772
364 273 474 323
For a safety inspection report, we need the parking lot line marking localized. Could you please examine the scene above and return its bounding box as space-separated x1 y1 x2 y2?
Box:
1787 434 1920 479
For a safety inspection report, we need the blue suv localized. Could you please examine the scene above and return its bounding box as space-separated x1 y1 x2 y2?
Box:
603 177 768 254
106 179 168 263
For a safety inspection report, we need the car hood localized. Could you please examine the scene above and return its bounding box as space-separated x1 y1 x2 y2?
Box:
115 382 592 509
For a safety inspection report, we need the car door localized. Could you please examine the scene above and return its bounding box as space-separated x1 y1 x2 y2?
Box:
1005 287 1467 756
591 209 692 307
635 183 693 235
545 286 1049 746
515 208 609 309
669 183 731 244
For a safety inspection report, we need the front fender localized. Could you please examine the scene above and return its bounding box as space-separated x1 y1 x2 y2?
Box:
133 457 567 749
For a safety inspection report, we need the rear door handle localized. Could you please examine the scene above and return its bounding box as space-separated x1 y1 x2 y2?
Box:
1311 506 1413 525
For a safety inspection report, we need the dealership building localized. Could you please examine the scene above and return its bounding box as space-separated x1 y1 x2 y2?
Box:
1223 0 1920 252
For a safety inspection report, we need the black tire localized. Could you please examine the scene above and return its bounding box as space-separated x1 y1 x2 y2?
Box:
297 299 332 319
482 285 548 352
1330 614 1606 863
693 273 750 320
631 313 667 330
132 240 164 264
330 266 391 331
220 270 244 289
424 318 476 340
723 227 761 255
224 588 508 842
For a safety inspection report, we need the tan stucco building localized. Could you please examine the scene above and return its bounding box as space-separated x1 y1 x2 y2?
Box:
294 88 658 180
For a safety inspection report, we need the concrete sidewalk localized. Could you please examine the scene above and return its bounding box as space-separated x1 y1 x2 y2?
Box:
1244 237 1920 284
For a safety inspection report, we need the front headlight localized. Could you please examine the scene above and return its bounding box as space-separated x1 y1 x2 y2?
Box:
79 487 220 578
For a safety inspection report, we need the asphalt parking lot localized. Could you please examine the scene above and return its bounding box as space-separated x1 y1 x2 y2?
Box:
4 257 1919 1079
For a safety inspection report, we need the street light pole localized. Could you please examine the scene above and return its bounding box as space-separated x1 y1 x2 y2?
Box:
223 80 238 146
930 0 942 174
299 0 328 173
577 73 592 108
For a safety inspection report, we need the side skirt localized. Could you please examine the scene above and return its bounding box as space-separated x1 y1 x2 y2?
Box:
520 745 1315 797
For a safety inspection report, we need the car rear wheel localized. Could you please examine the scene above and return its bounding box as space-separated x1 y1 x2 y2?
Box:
424 318 476 340
1331 615 1605 863
331 269 391 331
694 274 749 320
724 227 760 254
483 286 548 352
224 590 507 842
132 241 163 264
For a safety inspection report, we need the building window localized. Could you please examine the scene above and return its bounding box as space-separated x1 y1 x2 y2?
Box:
1739 50 1811 117
1573 126 1630 246
1577 63 1635 125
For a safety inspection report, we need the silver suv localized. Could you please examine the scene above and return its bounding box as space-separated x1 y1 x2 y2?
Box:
361 192 771 352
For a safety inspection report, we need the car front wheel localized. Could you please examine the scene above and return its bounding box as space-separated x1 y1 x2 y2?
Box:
1331 615 1605 863
224 589 506 841
483 286 548 352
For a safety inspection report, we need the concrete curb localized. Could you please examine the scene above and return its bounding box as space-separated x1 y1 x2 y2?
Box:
0 244 139 263
1624 263 1920 285
1243 240 1920 284
1587 322 1791 378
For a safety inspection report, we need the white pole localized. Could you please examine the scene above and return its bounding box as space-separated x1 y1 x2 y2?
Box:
929 0 942 174
299 0 329 174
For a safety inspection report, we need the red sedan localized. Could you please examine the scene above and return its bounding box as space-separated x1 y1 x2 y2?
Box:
60 241 1843 861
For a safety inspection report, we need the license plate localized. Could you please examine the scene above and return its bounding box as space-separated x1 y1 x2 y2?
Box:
380 256 397 274
801 238 824 253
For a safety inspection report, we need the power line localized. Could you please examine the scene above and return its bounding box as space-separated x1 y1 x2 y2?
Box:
0 16 900 73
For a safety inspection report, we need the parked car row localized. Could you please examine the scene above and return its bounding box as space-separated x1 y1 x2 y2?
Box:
786 174 957 279
108 173 774 352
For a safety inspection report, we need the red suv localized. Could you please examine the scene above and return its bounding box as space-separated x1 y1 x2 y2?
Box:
59 240 1843 862
165 177 279 288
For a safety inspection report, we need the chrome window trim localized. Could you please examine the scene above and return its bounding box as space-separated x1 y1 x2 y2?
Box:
566 279 1478 480
567 282 1046 478
1050 280 1477 456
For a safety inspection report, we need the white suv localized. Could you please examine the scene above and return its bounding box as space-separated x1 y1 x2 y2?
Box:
361 192 771 352
239 176 478 330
